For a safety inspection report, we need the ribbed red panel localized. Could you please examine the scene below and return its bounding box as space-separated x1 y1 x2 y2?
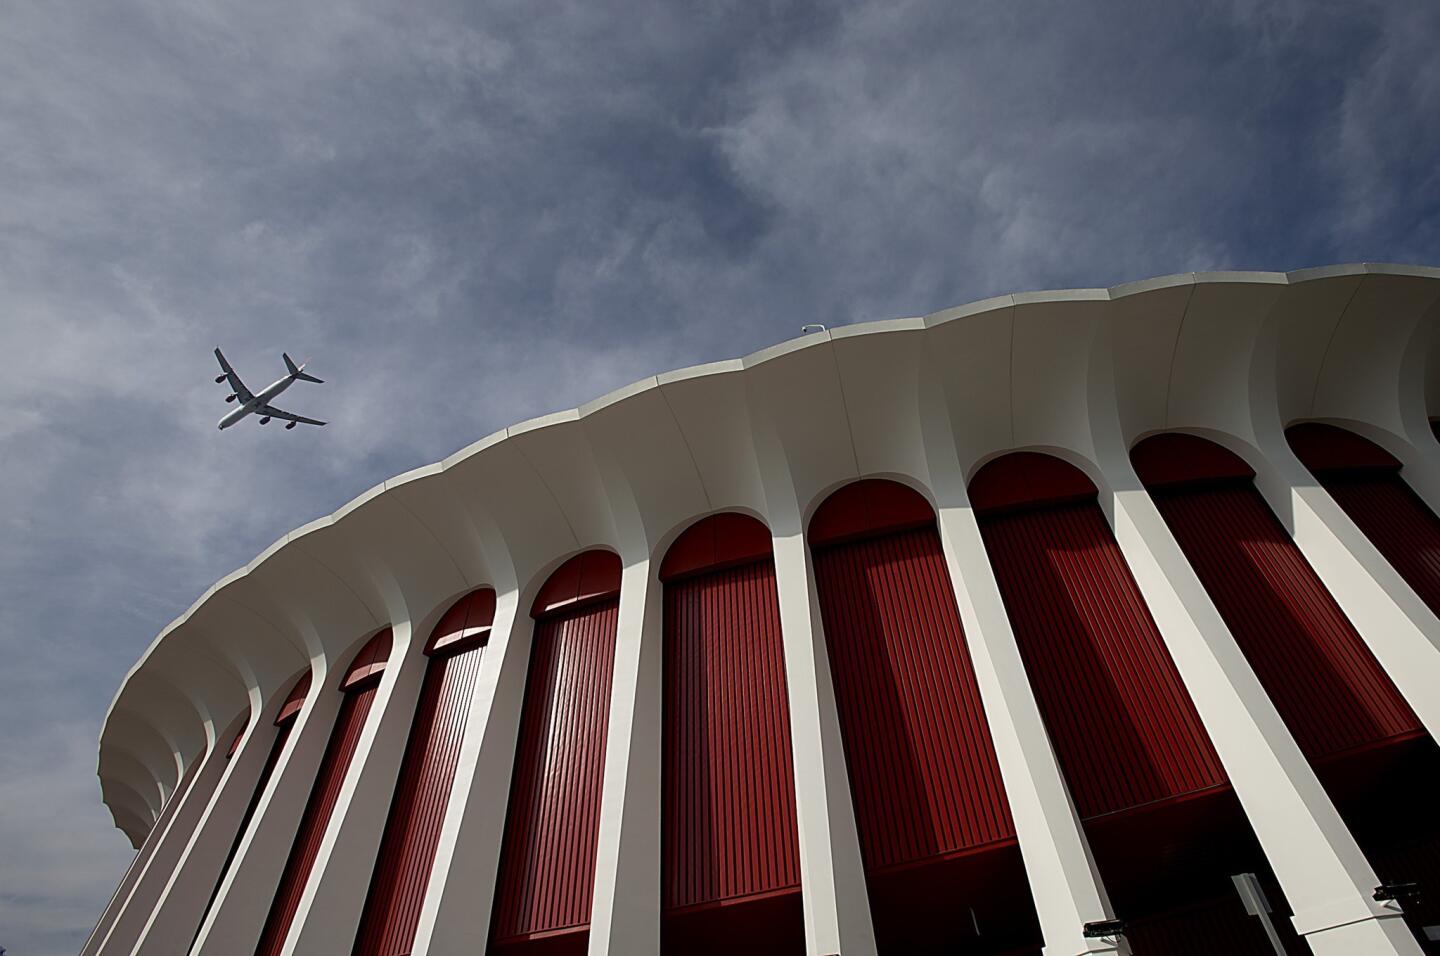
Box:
662 558 800 910
491 601 618 945
191 723 294 953
1320 474 1440 620
354 644 486 956
660 513 772 582
1150 483 1419 759
255 684 378 956
426 589 496 654
342 630 393 690
813 526 1015 869
1131 433 1255 490
969 452 1098 516
1287 422 1401 473
276 671 312 725
979 502 1227 819
532 551 623 617
808 478 935 546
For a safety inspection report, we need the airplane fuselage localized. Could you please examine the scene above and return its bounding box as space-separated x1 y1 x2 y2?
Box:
218 375 295 429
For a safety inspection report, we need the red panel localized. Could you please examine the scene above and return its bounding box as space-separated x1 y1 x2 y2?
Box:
275 671 312 726
1287 422 1401 475
532 551 623 617
662 558 801 915
969 452 1098 517
427 588 497 655
342 629 394 691
808 478 934 547
814 526 1015 869
228 721 249 758
977 495 1227 819
490 600 618 948
1325 475 1440 617
193 721 296 951
354 639 487 956
810 508 1040 953
1131 434 1254 490
255 682 379 956
659 513 772 582
1145 480 1419 759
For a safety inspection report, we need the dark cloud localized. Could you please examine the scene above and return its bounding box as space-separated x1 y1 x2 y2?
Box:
2 0 1437 951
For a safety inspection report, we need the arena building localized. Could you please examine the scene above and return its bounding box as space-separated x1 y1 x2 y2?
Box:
83 264 1440 956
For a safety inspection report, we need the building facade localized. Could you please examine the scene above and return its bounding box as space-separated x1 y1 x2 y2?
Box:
85 264 1440 956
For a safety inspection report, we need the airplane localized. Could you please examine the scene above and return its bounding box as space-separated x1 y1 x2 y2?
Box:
214 348 327 430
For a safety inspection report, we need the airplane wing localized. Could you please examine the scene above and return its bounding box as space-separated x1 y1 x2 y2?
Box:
214 348 254 403
256 404 326 427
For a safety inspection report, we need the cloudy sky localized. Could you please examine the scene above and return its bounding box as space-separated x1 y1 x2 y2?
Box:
2 0 1438 951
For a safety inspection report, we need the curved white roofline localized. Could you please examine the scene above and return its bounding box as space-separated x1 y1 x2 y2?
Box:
97 262 1440 842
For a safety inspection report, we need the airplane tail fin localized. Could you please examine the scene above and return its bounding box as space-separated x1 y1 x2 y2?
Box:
283 352 324 384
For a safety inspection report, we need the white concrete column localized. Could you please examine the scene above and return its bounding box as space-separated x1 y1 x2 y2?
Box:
587 558 664 956
933 505 1127 956
94 744 226 956
280 623 429 956
1102 473 1421 955
770 530 878 956
130 707 275 955
1249 434 1440 739
193 662 342 956
411 591 529 955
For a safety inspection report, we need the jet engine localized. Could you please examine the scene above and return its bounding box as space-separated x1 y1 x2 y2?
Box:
225 394 237 403
285 421 297 430
259 416 271 424
214 374 226 384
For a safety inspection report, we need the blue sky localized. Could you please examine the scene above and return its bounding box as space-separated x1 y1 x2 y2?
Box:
2 1 1438 952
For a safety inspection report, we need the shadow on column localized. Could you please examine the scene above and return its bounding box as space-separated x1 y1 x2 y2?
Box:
810 480 1042 955
971 452 1309 954
660 513 806 955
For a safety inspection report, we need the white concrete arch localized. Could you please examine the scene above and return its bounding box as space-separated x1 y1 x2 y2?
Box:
293 502 466 640
93 264 1440 956
387 463 508 591
582 390 713 562
153 644 254 744
103 778 158 844
1308 269 1440 439
746 338 862 535
1087 287 1438 955
649 504 776 566
110 804 151 850
660 360 770 520
443 435 583 592
236 545 381 665
101 714 178 811
202 594 311 705
115 673 206 770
